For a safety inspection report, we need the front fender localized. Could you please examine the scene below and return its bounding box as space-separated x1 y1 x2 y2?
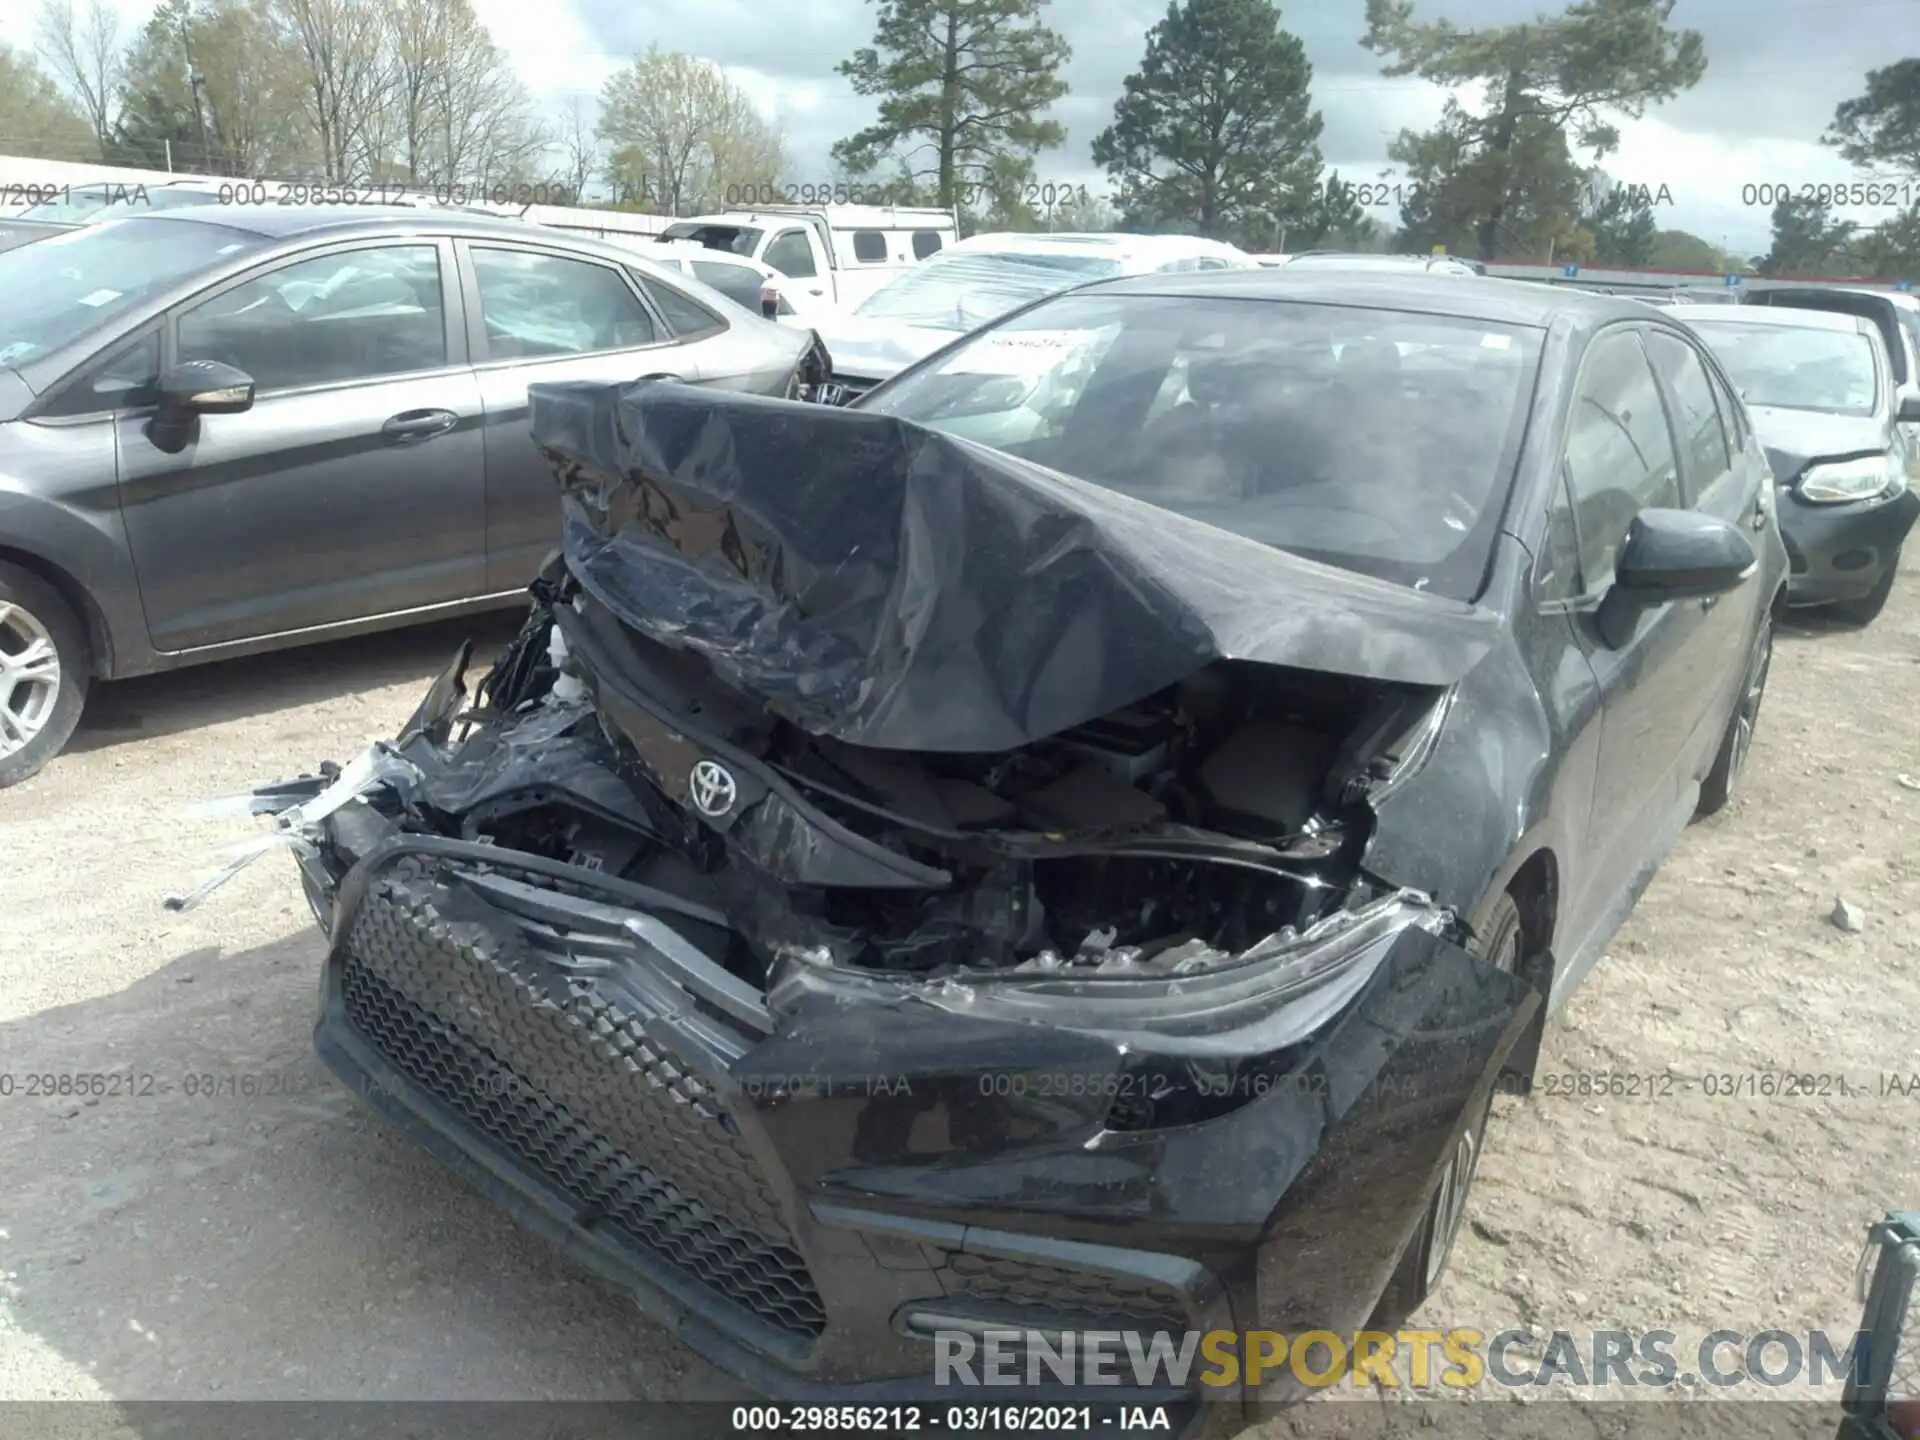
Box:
0 437 148 678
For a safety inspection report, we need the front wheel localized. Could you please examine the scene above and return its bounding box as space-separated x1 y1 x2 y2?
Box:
1370 890 1525 1324
0 563 91 789
1696 615 1773 817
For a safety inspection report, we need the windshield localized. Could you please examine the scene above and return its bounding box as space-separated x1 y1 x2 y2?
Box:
1689 322 1878 415
658 222 763 257
854 249 1124 332
0 216 265 368
861 291 1541 600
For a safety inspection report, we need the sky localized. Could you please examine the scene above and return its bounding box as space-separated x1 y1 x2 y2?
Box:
3 0 1910 256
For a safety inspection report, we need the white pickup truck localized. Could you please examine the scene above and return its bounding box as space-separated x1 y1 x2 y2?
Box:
653 204 957 310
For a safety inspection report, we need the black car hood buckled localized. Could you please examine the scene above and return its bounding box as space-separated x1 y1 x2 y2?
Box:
530 379 1502 752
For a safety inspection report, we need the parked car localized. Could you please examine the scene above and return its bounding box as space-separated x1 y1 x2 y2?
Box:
644 241 838 325
1672 302 1920 622
0 205 830 787
654 203 957 310
0 177 234 253
1284 251 1485 275
812 230 1260 401
190 272 1785 1420
1744 285 1920 455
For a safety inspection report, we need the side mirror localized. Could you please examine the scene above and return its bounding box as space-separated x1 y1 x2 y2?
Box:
1897 394 1920 424
147 359 254 454
1595 508 1756 648
159 359 254 415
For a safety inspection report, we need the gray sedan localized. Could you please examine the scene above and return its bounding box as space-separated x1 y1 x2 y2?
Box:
0 205 828 786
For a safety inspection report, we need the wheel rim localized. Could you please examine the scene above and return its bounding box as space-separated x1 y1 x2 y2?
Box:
1424 1128 1480 1291
1423 919 1520 1291
1730 626 1772 783
0 601 62 758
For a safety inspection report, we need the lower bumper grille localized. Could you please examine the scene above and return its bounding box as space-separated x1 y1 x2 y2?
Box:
337 874 826 1339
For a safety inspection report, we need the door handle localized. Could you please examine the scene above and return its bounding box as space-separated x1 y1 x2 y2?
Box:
381 409 457 442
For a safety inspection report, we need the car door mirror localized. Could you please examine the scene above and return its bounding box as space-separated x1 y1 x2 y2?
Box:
1897 394 1920 423
159 359 255 415
1595 508 1756 648
147 360 255 454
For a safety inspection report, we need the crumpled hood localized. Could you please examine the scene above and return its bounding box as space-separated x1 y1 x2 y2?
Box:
528 380 1502 752
808 314 957 383
1748 404 1890 482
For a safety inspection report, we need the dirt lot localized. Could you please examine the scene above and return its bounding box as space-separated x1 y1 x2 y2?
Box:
1 566 1917 1421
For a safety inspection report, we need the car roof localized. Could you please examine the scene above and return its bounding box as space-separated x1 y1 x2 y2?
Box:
122 203 550 241
1072 268 1655 328
98 204 686 272
1668 303 1873 333
946 230 1248 262
1284 252 1470 269
1758 284 1917 308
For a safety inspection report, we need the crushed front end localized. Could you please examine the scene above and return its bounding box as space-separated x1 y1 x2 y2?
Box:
185 383 1537 1420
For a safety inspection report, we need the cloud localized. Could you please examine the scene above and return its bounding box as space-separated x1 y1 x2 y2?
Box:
7 0 1902 253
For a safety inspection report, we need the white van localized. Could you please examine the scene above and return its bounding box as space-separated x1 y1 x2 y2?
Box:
653 204 958 309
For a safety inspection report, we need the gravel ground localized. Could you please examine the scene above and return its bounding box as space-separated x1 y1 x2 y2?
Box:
1 566 1917 1424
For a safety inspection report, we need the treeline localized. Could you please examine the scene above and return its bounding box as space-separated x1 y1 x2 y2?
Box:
4 0 1917 273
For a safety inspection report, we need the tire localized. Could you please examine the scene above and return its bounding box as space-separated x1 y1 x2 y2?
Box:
1827 557 1898 626
1696 614 1773 817
0 562 90 790
1370 891 1525 1326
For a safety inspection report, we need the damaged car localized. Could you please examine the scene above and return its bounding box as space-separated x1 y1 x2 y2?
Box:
0 205 831 787
1671 302 1920 624
178 271 1786 1422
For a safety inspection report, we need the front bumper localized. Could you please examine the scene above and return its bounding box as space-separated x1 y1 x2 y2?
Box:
1779 485 1920 606
291 804 1534 1421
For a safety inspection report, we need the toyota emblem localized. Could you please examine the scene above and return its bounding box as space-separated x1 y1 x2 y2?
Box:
688 759 738 817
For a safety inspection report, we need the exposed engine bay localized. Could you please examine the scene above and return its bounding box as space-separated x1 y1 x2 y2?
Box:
372 570 1451 993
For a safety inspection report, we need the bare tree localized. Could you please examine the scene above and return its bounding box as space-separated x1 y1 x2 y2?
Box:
554 95 601 203
597 48 783 215
385 0 543 192
33 0 125 156
262 0 396 180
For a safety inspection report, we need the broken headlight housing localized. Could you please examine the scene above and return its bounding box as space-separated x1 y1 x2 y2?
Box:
1798 453 1903 504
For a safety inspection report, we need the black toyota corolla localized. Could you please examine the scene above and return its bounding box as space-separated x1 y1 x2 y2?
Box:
1672 301 1920 624
179 273 1786 1425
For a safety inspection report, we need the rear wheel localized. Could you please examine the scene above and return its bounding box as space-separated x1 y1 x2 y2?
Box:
1370 890 1524 1324
0 563 90 790
1696 615 1773 817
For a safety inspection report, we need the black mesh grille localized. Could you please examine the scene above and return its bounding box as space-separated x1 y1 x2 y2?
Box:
936 1251 1191 1331
338 870 825 1338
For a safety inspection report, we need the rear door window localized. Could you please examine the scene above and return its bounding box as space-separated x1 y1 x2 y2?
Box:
912 231 943 259
638 275 727 340
470 247 656 359
851 231 888 263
